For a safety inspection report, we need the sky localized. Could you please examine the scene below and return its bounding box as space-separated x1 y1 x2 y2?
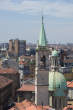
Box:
0 0 73 44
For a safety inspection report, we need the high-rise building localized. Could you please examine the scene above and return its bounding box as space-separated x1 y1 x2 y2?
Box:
18 40 26 56
9 39 26 57
9 39 14 52
14 39 19 56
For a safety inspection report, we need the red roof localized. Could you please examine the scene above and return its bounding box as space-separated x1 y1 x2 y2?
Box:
63 105 73 110
17 84 35 92
9 100 52 110
19 61 27 65
0 76 13 89
64 59 73 63
67 81 73 88
20 55 35 59
0 68 18 74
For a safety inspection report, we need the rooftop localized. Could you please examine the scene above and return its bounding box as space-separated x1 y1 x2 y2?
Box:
67 81 73 88
19 55 35 59
0 68 19 74
19 61 27 65
49 71 67 94
17 84 35 92
63 105 73 110
0 76 13 89
9 100 52 110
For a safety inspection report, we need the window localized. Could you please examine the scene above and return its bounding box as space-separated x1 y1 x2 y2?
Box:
40 55 46 68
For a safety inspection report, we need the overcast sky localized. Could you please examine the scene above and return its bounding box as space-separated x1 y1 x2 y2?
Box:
0 0 73 44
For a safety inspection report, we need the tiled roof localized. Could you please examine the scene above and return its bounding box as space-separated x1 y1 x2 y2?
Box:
0 76 13 89
19 55 35 59
67 81 73 88
0 68 19 74
9 100 52 110
17 84 35 92
64 59 73 63
19 61 27 65
63 105 73 110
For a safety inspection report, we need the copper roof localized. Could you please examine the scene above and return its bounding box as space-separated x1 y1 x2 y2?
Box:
0 68 18 74
17 84 35 92
9 100 51 110
0 76 13 89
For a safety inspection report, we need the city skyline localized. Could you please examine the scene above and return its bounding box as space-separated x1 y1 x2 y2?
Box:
0 0 73 43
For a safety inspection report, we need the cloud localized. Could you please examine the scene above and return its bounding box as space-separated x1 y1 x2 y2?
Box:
0 0 73 18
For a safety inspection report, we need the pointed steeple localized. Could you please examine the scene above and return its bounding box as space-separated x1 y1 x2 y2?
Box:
38 16 48 47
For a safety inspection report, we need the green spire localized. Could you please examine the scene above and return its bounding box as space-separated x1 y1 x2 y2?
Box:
38 16 48 47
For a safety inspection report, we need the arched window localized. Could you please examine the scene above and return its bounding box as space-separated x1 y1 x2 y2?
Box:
40 55 46 68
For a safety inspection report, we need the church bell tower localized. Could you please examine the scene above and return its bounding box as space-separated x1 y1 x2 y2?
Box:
35 16 49 105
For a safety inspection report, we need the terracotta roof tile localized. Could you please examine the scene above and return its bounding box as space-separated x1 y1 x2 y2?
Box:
67 81 73 88
20 56 35 59
9 100 52 110
0 68 18 74
19 61 27 65
0 76 13 89
17 84 35 92
64 59 73 63
63 105 73 110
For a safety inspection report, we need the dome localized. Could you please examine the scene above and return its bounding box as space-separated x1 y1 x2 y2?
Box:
52 50 58 57
49 71 67 96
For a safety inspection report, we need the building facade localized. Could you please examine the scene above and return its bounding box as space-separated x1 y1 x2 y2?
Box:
9 39 26 57
0 76 13 110
35 16 49 106
0 68 20 98
49 50 67 110
35 16 67 110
